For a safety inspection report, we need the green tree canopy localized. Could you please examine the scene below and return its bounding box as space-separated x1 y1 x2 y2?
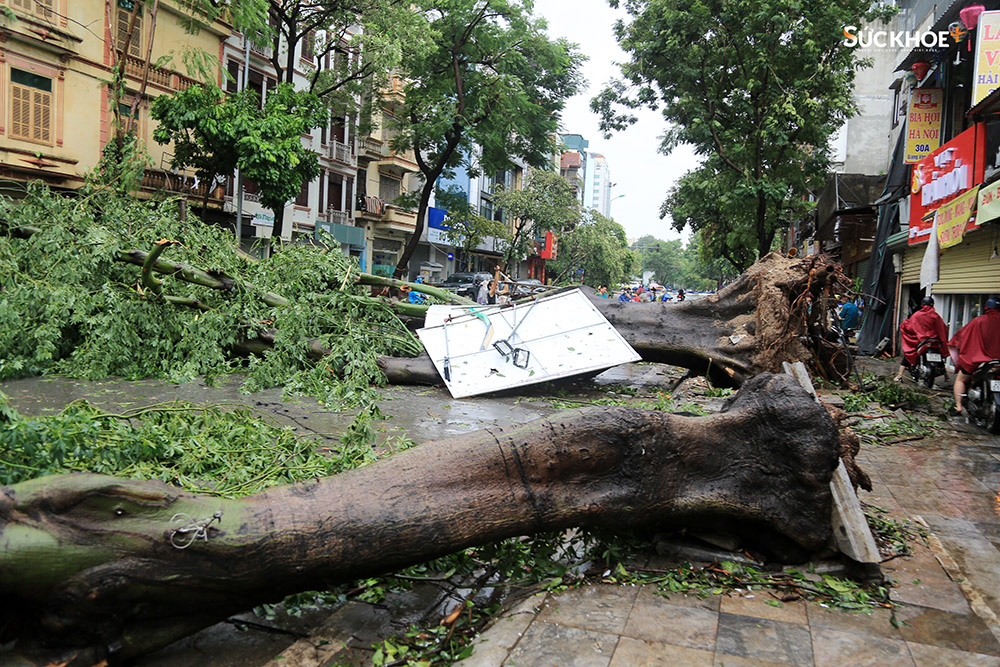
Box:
390 0 583 278
549 210 634 287
151 83 327 223
492 168 580 274
594 0 893 264
661 165 759 272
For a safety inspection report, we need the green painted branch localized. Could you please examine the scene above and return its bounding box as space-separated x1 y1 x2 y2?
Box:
162 295 212 312
140 240 180 295
3 224 41 239
117 250 289 307
356 273 475 305
0 374 838 664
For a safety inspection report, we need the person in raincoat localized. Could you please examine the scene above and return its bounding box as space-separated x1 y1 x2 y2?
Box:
949 297 1000 416
894 296 949 382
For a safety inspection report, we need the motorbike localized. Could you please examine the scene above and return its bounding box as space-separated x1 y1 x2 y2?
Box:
908 336 946 389
963 359 1000 434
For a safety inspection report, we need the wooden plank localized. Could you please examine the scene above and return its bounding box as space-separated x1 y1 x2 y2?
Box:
783 362 881 565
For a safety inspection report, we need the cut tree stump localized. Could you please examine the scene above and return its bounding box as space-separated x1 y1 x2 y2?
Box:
0 373 839 665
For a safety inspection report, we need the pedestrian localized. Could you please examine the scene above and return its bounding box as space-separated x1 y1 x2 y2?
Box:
476 279 490 305
837 294 860 334
949 297 1000 416
895 296 949 382
597 285 610 298
486 267 508 305
618 289 631 302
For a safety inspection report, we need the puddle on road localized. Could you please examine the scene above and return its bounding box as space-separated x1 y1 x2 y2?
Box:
0 364 693 448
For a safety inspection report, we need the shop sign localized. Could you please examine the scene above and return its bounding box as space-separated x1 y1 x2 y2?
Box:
978 179 1000 224
935 185 979 249
973 11 1000 106
909 123 986 244
251 212 274 227
540 231 558 259
905 88 943 163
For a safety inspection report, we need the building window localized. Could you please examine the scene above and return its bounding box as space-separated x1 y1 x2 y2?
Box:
10 68 53 145
380 174 401 204
116 100 141 135
295 180 309 207
301 30 316 62
226 59 240 94
117 5 143 58
11 0 53 21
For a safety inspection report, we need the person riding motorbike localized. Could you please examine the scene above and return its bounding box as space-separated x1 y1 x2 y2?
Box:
895 296 949 383
949 297 1000 416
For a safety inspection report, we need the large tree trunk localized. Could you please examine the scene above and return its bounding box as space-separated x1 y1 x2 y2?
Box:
380 252 855 388
1 373 839 665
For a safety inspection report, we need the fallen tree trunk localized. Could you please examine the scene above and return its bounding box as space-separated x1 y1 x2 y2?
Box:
1 373 838 665
379 253 856 388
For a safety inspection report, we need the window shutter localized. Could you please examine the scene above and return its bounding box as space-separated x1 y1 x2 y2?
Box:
11 85 29 139
36 0 53 20
11 0 30 11
118 9 142 57
33 89 51 142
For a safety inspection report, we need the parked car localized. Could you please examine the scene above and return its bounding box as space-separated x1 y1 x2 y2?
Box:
438 272 492 299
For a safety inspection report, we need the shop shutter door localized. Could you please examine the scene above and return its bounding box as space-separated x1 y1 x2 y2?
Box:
901 228 1000 292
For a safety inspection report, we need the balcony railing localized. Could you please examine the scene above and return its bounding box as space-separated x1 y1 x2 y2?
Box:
330 140 354 165
249 39 273 59
327 208 351 225
243 191 262 203
141 170 222 200
123 54 172 88
362 137 383 159
121 54 202 92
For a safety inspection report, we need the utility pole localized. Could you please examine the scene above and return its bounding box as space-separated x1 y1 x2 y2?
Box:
235 36 250 248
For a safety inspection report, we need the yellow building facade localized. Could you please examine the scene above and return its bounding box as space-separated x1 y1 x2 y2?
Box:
1 0 228 197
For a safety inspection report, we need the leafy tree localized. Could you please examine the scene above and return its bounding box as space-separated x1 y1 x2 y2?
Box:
661 166 758 272
686 230 742 289
594 0 893 263
262 0 426 118
492 168 580 275
434 186 509 271
389 0 583 278
549 210 634 287
151 83 328 224
634 235 685 287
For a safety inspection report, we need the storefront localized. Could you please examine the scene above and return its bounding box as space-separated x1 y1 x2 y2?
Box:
899 122 1000 336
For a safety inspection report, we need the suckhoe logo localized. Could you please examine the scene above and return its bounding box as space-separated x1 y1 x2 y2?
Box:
843 25 951 49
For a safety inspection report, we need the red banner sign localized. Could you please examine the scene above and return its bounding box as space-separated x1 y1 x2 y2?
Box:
909 123 987 245
540 231 558 259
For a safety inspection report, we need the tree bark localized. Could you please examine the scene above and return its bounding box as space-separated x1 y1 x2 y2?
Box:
379 253 856 388
1 373 838 665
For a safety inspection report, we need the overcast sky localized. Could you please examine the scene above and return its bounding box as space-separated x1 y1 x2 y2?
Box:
533 0 699 244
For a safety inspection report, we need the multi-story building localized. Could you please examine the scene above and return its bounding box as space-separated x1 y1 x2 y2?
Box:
427 155 527 281
559 132 587 206
219 26 368 259
588 153 612 218
1 0 227 202
353 77 422 276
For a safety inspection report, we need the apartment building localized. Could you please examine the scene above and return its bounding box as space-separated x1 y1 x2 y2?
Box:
1 0 226 200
